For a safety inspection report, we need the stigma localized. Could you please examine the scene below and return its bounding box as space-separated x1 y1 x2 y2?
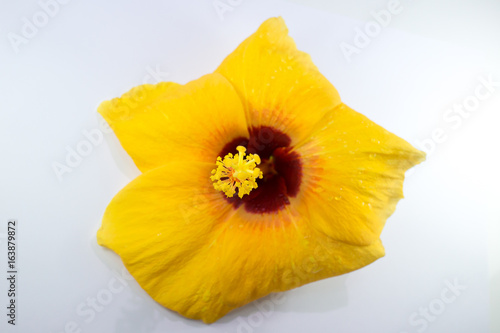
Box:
211 146 263 198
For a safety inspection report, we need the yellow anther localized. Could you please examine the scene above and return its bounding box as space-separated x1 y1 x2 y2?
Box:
210 146 263 198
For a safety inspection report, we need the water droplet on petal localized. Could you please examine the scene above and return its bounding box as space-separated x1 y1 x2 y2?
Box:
313 186 324 193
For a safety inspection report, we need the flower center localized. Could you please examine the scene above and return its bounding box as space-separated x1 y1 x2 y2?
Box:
257 156 277 178
211 146 263 199
215 126 303 214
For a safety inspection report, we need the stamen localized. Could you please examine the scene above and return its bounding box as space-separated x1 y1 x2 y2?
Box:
210 146 263 198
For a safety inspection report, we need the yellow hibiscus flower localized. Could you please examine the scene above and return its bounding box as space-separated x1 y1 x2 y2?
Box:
96 17 425 323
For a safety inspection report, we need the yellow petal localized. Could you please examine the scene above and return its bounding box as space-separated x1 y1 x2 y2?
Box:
98 73 248 172
295 103 426 245
98 161 385 323
97 161 230 320
216 17 341 145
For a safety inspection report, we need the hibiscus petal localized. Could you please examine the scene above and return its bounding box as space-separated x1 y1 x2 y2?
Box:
216 17 342 145
98 161 385 323
98 73 248 172
294 103 426 245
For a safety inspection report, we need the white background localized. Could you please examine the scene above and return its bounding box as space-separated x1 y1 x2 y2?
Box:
1 0 499 332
